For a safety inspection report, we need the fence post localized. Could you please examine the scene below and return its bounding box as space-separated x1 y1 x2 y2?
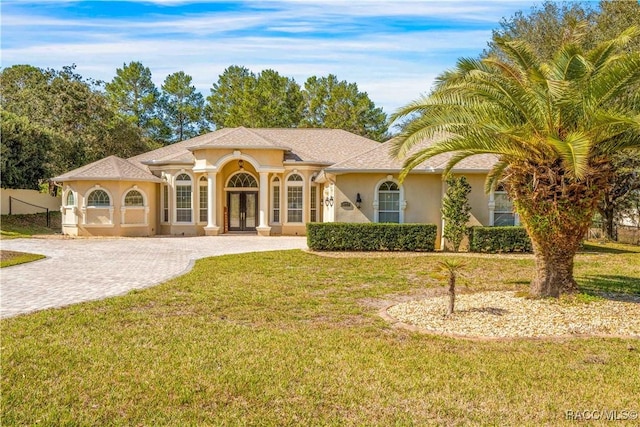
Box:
47 208 50 228
9 197 12 215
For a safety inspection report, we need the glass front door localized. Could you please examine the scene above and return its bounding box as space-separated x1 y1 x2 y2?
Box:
228 192 257 231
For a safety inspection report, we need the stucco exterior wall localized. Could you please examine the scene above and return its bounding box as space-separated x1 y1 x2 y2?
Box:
60 181 157 237
1 188 61 215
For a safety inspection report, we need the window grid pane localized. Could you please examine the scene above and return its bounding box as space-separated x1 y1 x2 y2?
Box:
287 186 303 223
272 185 280 223
163 185 169 223
199 184 207 222
378 181 400 223
176 184 192 222
87 190 110 207
310 186 317 223
124 190 144 206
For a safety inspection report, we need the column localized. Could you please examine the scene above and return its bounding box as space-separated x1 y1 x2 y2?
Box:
257 171 271 235
205 171 220 235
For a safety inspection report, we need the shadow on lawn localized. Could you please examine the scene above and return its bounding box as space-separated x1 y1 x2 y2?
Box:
579 242 640 254
578 275 640 299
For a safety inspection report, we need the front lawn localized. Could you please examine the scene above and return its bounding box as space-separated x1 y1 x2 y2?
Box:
0 250 46 268
0 212 61 239
2 248 639 425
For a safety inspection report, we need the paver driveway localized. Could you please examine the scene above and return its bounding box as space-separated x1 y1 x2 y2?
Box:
0 235 307 318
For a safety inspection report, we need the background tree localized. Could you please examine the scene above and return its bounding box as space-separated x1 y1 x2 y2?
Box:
441 175 472 252
105 61 166 142
160 71 209 143
489 0 640 240
0 110 54 189
253 69 303 127
0 64 153 185
206 65 258 128
392 29 640 298
300 74 388 141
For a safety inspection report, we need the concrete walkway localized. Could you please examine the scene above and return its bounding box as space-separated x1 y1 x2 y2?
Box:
0 236 307 318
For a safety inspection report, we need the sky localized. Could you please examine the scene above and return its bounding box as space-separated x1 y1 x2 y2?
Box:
1 0 550 115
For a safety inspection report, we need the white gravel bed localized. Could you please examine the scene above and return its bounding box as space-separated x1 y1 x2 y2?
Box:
386 291 640 338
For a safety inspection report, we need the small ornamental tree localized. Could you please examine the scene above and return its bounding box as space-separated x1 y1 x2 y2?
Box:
442 175 472 252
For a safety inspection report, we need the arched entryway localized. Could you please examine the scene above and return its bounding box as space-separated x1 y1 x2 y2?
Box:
226 172 258 231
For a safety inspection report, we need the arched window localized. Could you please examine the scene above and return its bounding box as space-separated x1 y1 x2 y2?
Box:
87 189 110 207
377 181 400 223
271 177 281 223
199 176 208 223
228 172 258 188
176 173 192 222
287 173 303 223
124 190 144 207
65 191 75 206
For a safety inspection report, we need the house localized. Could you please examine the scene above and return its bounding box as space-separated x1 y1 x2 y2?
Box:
52 127 517 248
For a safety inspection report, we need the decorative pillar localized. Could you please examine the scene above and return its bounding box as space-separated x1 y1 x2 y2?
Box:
257 171 271 236
205 171 220 235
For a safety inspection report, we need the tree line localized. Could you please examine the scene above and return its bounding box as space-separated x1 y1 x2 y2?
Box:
1 63 388 189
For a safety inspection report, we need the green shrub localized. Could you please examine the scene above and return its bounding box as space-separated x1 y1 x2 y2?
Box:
307 223 437 251
468 226 532 253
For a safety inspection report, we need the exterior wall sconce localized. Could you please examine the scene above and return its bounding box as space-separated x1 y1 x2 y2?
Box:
355 193 362 209
324 196 334 207
238 159 244 170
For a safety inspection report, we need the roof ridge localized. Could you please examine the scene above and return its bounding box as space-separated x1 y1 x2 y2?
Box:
328 139 388 169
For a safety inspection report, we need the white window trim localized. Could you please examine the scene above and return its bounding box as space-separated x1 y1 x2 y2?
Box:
198 176 208 225
120 186 149 227
271 176 282 225
309 182 319 223
174 171 194 224
82 185 114 226
61 187 78 226
225 171 259 191
373 177 406 223
285 172 305 224
161 182 170 224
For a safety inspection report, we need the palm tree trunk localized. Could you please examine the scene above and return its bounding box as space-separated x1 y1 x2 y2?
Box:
530 244 579 297
447 273 455 315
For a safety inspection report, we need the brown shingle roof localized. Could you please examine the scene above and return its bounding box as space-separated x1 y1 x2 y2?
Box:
52 156 162 182
128 127 381 166
326 135 498 173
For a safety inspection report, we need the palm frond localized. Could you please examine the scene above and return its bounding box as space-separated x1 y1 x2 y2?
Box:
546 132 592 179
485 160 510 193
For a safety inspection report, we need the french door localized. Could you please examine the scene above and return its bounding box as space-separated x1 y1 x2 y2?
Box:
227 191 257 231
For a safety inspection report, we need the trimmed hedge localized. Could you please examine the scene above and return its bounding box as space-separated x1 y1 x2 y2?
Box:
307 223 437 251
468 226 533 253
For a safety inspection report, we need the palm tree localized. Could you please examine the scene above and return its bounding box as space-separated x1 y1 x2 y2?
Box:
392 27 640 298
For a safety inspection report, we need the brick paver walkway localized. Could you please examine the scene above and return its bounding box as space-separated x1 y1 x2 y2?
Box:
0 236 307 318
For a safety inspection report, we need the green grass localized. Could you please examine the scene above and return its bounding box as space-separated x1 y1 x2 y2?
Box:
0 212 61 239
0 250 46 268
2 248 639 425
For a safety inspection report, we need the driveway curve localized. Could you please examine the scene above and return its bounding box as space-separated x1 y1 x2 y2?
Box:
1 236 307 318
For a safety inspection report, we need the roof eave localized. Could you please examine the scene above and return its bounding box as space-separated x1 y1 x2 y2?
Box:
140 160 195 166
52 176 163 183
188 145 292 152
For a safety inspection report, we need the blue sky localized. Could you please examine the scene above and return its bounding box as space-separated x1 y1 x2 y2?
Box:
2 1 551 114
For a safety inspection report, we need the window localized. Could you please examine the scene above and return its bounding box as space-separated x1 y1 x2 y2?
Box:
228 172 258 188
124 190 144 206
199 176 208 223
287 173 303 223
310 185 318 223
176 173 192 222
65 191 75 206
87 189 110 207
272 177 281 223
494 186 515 226
378 181 400 223
162 184 169 223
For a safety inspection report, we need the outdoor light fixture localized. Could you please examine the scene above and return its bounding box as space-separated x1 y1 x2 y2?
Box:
355 193 362 209
238 159 244 169
325 196 334 207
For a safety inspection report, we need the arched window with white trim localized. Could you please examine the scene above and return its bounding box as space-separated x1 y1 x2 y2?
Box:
374 179 405 223
87 189 110 207
122 188 148 226
227 172 258 188
124 190 144 206
175 173 193 223
286 173 303 223
65 190 75 207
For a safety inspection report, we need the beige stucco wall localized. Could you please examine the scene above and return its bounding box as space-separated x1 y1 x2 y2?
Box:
59 180 157 237
1 188 61 215
333 172 491 249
